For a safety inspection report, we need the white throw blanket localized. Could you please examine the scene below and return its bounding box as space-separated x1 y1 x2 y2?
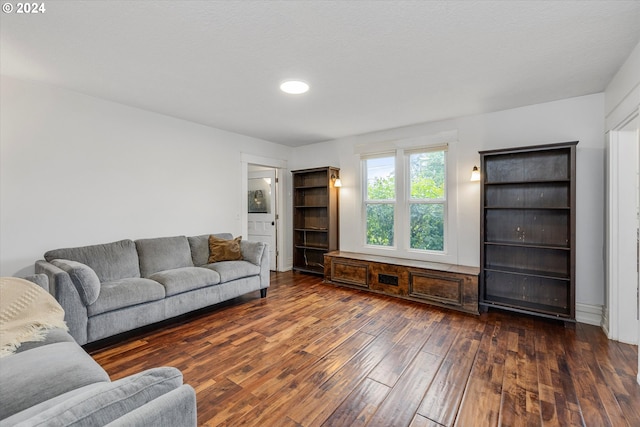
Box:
0 277 68 357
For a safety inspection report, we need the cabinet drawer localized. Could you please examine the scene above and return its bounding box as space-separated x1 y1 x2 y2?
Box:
330 259 369 288
409 272 463 306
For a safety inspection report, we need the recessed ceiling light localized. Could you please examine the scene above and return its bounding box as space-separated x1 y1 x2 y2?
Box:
280 80 309 95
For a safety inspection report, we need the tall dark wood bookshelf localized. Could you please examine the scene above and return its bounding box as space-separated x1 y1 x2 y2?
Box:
292 167 340 274
479 142 577 320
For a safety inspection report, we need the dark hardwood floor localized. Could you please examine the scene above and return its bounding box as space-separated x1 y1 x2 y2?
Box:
89 271 640 426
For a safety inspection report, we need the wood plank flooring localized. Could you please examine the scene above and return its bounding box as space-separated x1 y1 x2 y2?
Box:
88 271 640 426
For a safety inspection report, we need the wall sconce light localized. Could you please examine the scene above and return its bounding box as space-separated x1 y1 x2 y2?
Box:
470 166 481 182
331 173 342 188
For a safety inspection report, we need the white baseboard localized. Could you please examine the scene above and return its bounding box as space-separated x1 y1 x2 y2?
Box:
576 303 604 326
600 305 639 344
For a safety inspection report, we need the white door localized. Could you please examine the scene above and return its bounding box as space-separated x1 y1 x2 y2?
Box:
248 169 277 271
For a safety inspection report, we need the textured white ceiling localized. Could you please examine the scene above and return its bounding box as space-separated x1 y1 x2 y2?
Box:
2 1 639 146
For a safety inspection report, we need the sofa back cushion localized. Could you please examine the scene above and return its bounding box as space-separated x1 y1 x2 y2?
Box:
187 233 233 267
44 240 140 283
135 236 193 277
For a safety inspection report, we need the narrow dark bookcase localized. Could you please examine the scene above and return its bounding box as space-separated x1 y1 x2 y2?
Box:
479 142 577 320
292 167 340 274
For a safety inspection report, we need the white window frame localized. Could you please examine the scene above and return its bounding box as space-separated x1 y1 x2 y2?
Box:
359 141 458 264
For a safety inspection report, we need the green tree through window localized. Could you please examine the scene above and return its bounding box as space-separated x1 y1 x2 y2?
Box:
364 149 446 252
409 150 445 251
365 156 395 246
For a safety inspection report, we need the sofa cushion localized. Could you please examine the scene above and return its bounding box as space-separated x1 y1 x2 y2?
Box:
87 278 166 317
0 383 103 426
135 236 193 277
12 367 184 427
0 342 109 420
44 240 140 282
187 233 233 267
50 259 101 306
149 267 221 297
14 328 76 354
240 240 266 266
208 235 243 263
205 260 261 283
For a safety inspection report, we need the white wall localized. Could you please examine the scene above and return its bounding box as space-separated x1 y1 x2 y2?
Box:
605 40 640 130
0 76 609 320
291 94 606 313
0 76 291 276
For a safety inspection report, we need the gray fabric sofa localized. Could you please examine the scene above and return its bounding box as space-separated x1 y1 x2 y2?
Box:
0 274 197 427
35 233 269 345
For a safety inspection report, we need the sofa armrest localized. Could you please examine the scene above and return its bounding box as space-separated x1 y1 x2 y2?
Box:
238 240 270 291
49 259 101 306
259 243 270 289
35 260 89 345
104 385 197 427
12 367 187 427
22 273 50 293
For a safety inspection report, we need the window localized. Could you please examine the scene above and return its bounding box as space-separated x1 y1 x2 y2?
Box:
408 149 446 251
364 155 395 246
363 147 447 253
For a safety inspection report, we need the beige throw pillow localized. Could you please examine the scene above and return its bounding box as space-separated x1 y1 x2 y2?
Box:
208 235 243 263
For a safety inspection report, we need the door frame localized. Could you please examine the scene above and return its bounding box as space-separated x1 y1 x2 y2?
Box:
248 168 277 271
605 109 639 346
241 153 287 272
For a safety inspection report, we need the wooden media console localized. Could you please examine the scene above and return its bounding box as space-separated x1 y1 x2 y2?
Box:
323 251 480 315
